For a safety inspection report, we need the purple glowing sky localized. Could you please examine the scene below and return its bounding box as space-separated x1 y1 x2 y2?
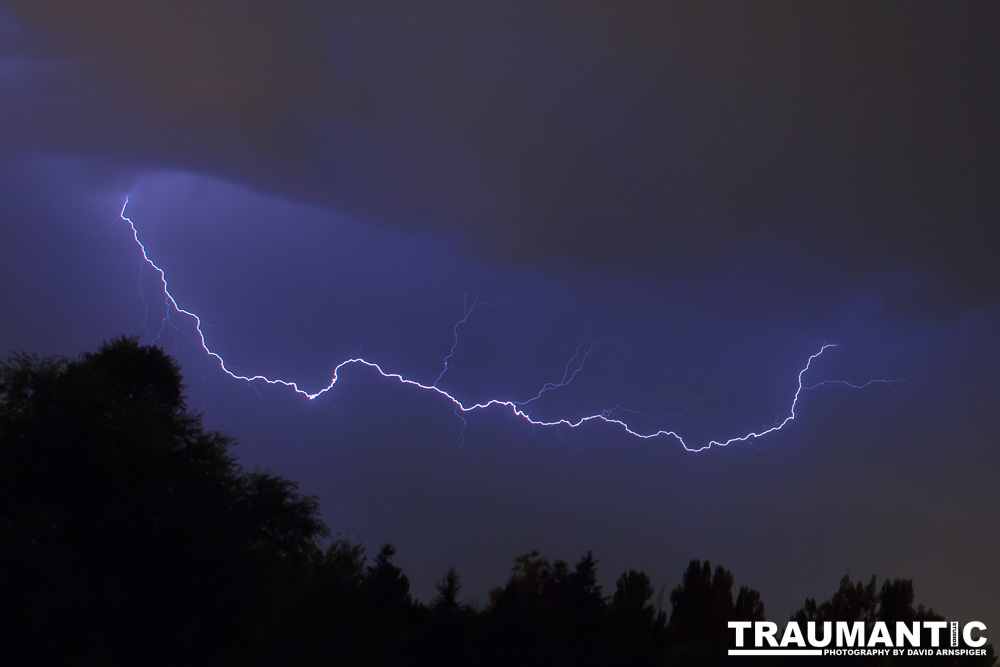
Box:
1 0 997 633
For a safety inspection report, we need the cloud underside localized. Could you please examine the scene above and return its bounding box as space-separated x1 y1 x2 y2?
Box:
3 0 998 314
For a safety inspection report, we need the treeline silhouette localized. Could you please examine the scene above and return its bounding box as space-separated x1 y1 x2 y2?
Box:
0 338 993 666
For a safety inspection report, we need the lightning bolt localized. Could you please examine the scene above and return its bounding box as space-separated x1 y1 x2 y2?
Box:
804 379 912 390
119 198 904 453
514 327 602 409
434 292 511 388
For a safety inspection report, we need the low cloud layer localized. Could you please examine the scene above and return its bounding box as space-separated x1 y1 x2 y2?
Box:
3 1 997 315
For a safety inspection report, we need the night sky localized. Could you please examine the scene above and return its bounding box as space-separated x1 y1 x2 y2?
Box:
2 1 998 633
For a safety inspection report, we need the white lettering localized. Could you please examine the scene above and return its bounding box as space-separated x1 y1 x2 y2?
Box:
868 622 892 647
837 621 864 647
728 621 752 647
896 621 920 647
780 621 806 648
755 622 779 648
808 621 832 647
926 621 947 647
964 622 987 648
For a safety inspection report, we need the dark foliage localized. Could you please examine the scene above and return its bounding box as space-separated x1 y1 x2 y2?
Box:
0 339 993 666
0 338 327 665
792 576 996 667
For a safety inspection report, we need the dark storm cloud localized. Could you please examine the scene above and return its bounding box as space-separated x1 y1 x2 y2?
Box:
3 1 998 313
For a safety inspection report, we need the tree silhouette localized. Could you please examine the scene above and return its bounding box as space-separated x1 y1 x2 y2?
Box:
793 575 996 666
0 338 327 665
433 564 463 615
2 338 994 666
422 565 480 666
485 549 611 666
608 569 664 665
664 559 766 666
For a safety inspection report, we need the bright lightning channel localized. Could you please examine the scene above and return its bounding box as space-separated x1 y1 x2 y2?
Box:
120 198 900 453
